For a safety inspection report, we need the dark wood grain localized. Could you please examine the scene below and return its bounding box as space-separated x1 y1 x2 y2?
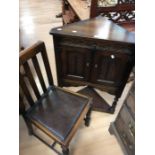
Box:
50 16 135 44
40 43 54 86
59 45 92 82
50 17 135 113
19 41 92 155
32 55 47 93
20 41 54 89
19 72 34 106
77 87 111 113
90 50 129 87
19 91 25 114
23 61 41 99
109 81 135 155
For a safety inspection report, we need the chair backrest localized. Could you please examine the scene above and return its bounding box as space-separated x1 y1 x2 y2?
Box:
19 41 54 111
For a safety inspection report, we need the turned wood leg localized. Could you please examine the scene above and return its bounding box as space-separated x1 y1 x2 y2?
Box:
84 106 92 127
23 115 33 135
108 96 119 114
61 146 69 155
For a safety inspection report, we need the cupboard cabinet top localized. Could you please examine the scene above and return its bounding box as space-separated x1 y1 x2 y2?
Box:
50 16 135 44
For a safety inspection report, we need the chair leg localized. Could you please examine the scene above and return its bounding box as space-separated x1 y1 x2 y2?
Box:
108 96 119 114
22 115 33 135
61 146 69 155
84 106 92 127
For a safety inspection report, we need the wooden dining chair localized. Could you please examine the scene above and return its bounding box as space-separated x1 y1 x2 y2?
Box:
19 41 92 155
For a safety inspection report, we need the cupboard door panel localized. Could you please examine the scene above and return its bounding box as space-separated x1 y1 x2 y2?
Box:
60 46 92 81
91 51 130 87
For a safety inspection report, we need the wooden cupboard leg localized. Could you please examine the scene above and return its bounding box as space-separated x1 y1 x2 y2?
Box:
84 106 92 127
61 146 69 155
108 97 119 114
23 115 33 135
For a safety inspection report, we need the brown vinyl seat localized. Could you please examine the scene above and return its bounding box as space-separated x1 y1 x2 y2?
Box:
19 41 92 155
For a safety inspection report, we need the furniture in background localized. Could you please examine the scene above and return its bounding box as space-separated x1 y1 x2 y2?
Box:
61 0 135 32
109 81 135 155
19 41 92 155
50 16 135 114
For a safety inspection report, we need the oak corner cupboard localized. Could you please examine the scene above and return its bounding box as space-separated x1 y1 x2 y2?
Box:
50 16 135 113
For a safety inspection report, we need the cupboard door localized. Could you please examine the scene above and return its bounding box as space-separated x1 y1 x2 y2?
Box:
91 51 130 87
59 46 92 82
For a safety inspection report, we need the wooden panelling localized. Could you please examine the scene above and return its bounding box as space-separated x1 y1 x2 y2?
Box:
109 82 135 155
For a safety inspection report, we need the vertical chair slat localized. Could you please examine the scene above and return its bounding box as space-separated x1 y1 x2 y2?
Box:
19 91 26 114
19 73 34 106
23 62 41 100
40 42 54 86
32 55 47 93
19 41 54 107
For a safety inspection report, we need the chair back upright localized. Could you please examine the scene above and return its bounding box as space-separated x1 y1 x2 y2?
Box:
19 41 54 112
